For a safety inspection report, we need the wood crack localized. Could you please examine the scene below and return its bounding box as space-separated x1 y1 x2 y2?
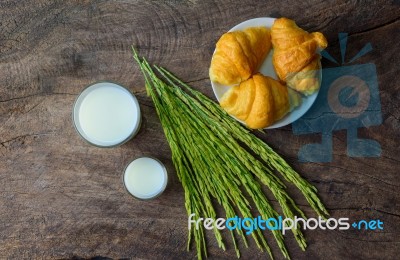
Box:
386 111 400 122
185 77 209 84
312 163 400 188
0 92 76 103
326 207 400 217
0 131 56 145
375 209 400 218
349 16 400 36
23 99 44 114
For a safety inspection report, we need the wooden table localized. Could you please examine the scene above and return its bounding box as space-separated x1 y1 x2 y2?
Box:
1 1 399 259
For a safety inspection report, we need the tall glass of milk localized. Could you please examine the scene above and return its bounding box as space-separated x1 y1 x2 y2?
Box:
73 81 141 147
123 157 168 200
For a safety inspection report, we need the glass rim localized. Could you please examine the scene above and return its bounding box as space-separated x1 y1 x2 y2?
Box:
72 80 141 148
122 156 168 201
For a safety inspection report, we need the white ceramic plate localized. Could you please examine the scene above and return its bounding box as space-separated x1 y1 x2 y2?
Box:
210 17 321 129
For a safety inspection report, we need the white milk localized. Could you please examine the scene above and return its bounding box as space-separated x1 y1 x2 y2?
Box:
123 157 168 200
73 82 141 147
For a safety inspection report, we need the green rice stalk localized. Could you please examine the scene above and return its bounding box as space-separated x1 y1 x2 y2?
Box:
131 46 328 260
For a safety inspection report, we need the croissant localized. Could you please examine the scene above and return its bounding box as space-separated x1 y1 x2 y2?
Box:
271 18 327 95
210 27 272 86
220 73 301 129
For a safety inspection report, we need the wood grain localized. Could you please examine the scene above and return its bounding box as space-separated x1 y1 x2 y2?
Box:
0 0 399 259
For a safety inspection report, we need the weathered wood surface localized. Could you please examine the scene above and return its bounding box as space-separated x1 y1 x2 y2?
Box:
0 0 399 259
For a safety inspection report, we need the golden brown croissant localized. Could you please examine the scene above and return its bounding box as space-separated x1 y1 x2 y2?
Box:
271 18 327 95
210 27 272 85
220 73 301 129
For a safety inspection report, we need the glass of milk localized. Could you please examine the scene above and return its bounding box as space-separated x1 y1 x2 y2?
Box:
123 157 168 200
73 81 141 147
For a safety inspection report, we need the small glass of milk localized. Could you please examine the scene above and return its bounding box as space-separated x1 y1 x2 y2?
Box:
73 81 141 147
123 157 168 200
